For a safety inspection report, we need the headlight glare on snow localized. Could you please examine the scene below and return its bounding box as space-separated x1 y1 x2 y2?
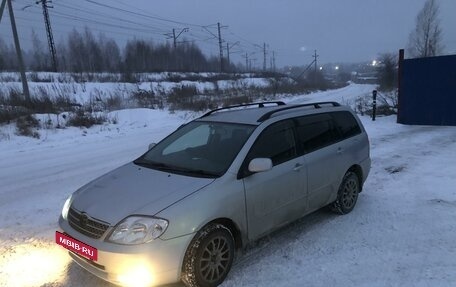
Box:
61 194 73 220
108 216 168 245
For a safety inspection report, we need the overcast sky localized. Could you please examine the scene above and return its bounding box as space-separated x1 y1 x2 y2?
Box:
1 0 455 68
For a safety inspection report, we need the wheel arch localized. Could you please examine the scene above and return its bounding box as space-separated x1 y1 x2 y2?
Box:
181 218 240 286
205 217 243 250
347 164 363 192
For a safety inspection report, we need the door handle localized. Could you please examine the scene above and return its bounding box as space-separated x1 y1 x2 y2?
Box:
337 147 343 155
293 163 304 171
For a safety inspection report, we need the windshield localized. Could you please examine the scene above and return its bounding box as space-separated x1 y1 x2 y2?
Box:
135 121 255 177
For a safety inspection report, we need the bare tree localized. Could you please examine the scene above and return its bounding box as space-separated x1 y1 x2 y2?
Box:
407 0 443 58
83 28 102 72
98 34 121 72
377 53 397 91
0 37 7 70
67 29 86 73
56 39 68 72
0 38 18 71
30 30 49 71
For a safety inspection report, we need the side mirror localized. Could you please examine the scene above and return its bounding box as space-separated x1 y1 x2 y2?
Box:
248 158 273 173
148 143 156 150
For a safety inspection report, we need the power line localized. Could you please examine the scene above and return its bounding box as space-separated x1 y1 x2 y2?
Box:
4 0 269 68
16 1 252 59
17 8 168 36
12 14 157 41
164 27 188 48
48 10 164 35
226 41 239 70
84 0 203 28
102 0 182 31
228 31 260 48
55 2 169 33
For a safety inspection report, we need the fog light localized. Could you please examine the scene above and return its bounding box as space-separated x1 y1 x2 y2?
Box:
117 265 153 287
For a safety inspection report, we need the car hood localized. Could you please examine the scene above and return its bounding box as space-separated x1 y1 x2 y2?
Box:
71 162 215 225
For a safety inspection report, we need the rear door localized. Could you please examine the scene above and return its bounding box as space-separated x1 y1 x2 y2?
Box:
330 110 366 180
241 120 307 240
295 113 343 211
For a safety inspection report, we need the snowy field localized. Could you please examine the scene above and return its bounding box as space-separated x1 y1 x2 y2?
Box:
1 84 456 287
0 71 271 105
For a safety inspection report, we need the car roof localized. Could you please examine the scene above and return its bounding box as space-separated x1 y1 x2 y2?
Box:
196 106 280 125
196 101 348 125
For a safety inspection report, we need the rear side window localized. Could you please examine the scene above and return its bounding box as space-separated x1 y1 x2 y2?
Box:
246 120 296 166
295 113 338 154
331 111 362 140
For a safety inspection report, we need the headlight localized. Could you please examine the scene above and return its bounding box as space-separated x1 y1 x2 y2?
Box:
61 194 73 220
108 216 168 245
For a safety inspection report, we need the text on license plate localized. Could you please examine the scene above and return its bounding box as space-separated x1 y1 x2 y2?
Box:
55 231 98 261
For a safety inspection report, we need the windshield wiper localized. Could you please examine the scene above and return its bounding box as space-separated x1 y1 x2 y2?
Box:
133 159 176 171
134 159 219 177
175 167 219 177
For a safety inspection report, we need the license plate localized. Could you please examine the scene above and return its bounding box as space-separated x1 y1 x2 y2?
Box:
56 231 98 261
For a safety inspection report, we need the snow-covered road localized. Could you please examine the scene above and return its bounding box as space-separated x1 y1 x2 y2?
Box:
1 84 456 287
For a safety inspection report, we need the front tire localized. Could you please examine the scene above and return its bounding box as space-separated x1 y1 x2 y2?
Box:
330 171 360 214
182 223 235 287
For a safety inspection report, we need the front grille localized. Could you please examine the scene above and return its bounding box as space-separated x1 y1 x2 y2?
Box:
68 207 110 239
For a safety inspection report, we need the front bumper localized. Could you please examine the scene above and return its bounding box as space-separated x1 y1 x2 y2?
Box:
58 216 194 286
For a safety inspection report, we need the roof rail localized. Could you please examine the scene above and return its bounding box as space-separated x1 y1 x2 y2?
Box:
200 101 286 118
257 101 341 122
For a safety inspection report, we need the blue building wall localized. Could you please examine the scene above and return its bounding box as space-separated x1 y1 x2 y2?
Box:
398 54 456 126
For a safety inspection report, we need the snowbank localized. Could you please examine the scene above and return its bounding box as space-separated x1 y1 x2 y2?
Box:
1 84 455 287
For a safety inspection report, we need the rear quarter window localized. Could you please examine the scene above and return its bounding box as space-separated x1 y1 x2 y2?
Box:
331 111 362 140
295 113 339 154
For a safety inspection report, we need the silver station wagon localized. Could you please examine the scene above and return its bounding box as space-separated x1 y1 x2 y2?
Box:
57 101 371 287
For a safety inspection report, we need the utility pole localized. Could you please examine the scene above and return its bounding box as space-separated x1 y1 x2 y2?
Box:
0 0 7 24
217 22 224 72
269 51 275 72
226 43 230 71
263 43 267 71
165 28 188 48
313 50 319 73
226 41 239 72
202 23 226 72
7 0 30 101
252 58 257 71
272 51 276 72
242 53 249 72
293 59 317 82
39 0 58 72
313 49 319 84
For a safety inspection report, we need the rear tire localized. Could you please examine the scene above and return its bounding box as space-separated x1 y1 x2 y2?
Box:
182 224 235 287
330 171 360 214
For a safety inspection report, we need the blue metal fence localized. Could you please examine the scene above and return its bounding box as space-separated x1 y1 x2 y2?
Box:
398 54 456 126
